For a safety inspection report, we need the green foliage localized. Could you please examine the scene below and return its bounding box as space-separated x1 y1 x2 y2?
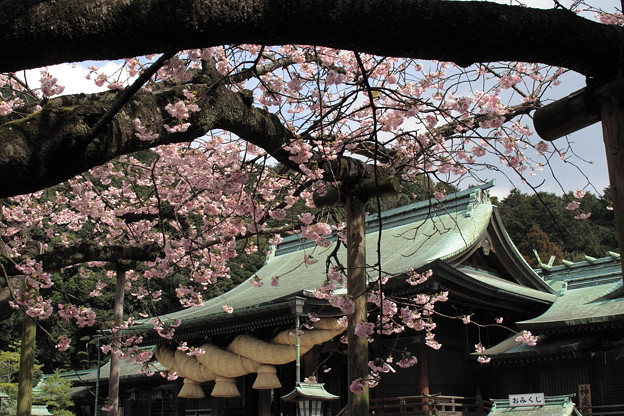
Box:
0 342 42 385
0 343 43 416
498 188 617 263
0 344 21 385
37 372 74 416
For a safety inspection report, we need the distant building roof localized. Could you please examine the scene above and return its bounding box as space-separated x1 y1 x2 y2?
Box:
477 255 624 362
488 395 581 416
519 255 624 330
31 405 53 416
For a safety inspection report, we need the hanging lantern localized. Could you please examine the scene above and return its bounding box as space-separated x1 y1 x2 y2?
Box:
281 383 339 416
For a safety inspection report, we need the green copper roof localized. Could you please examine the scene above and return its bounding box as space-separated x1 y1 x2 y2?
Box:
476 331 598 360
133 181 554 340
519 256 624 330
538 254 621 287
61 357 166 384
518 279 624 329
281 383 339 401
488 395 581 416
157 184 496 326
458 267 555 303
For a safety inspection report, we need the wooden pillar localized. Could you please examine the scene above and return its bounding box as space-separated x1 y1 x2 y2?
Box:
418 343 430 414
601 95 624 263
107 268 126 416
258 389 272 416
313 177 398 416
534 79 624 281
16 296 36 416
303 345 319 380
417 343 430 396
211 396 224 416
243 374 258 415
174 380 187 416
346 195 369 416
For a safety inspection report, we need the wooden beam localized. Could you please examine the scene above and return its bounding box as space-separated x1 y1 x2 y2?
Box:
534 79 617 142
314 176 400 207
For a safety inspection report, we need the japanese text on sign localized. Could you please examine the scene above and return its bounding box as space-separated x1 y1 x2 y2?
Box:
509 393 545 407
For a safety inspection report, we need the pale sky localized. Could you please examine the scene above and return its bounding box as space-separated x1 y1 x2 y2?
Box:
20 0 617 199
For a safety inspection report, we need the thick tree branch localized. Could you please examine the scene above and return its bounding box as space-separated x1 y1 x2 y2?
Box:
1 60 393 197
0 242 163 278
0 1 620 198
0 1 621 77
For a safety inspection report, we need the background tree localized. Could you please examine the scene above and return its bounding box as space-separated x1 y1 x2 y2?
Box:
0 343 42 416
498 188 617 263
517 225 564 267
37 372 75 416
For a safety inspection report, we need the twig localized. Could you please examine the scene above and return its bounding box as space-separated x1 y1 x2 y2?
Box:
86 51 177 141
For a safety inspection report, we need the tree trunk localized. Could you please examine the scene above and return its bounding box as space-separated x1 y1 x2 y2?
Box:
0 0 620 77
16 299 36 416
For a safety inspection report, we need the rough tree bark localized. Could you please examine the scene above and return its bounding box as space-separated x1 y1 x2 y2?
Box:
0 1 618 198
0 0 621 77
0 64 386 198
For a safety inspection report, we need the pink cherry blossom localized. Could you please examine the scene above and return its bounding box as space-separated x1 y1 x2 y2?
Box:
39 69 65 97
515 331 539 346
354 322 375 337
574 190 587 199
55 335 71 352
349 378 366 395
566 201 581 210
397 355 418 368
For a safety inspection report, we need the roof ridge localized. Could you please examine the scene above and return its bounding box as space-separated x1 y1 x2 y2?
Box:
276 181 496 253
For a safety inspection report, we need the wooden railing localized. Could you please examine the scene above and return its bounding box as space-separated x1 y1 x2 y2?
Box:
369 394 488 416
580 404 624 416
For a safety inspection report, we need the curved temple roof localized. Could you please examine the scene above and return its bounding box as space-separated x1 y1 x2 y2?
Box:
519 255 624 330
135 181 554 339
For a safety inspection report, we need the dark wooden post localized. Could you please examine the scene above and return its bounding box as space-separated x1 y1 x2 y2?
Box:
534 78 624 281
107 267 127 416
600 95 624 262
418 343 430 395
314 177 399 416
258 389 272 416
212 396 224 416
418 343 430 414
346 194 369 416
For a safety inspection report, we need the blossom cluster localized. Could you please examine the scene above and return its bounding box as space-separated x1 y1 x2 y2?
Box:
0 38 603 379
566 189 591 220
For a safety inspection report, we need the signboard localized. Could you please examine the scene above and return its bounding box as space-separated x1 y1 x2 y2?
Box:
509 393 545 407
578 384 592 414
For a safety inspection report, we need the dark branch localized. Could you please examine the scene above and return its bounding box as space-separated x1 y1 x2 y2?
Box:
0 1 621 77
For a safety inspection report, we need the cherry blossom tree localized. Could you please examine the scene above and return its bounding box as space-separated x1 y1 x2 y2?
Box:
1 1 623 415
